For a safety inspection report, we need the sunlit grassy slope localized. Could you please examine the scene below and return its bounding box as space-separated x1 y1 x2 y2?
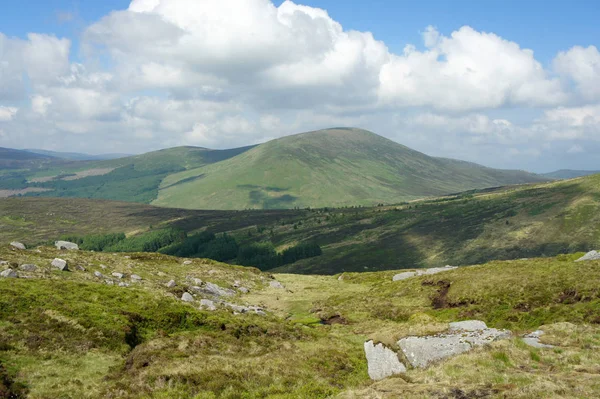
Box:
154 128 545 210
1 245 599 398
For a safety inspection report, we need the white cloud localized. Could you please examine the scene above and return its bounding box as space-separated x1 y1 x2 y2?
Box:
31 95 52 116
567 144 584 154
554 45 600 101
0 106 18 121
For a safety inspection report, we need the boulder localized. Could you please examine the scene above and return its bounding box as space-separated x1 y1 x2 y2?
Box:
75 265 87 272
19 264 37 272
112 272 124 279
94 271 104 278
166 280 177 288
181 292 195 302
192 278 203 285
522 330 554 349
51 258 69 271
130 274 143 281
200 299 217 311
0 261 8 266
118 282 130 288
269 281 285 289
392 272 416 281
55 241 79 250
398 320 511 368
575 250 600 262
0 269 18 278
10 242 26 250
195 282 235 297
183 260 193 265
364 340 407 380
238 287 250 294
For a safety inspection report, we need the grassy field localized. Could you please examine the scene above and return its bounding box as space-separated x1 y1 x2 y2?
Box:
154 128 545 210
0 243 599 398
2 173 600 274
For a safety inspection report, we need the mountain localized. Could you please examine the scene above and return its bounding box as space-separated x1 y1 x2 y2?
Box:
154 128 547 210
0 147 59 170
24 149 133 161
542 169 600 179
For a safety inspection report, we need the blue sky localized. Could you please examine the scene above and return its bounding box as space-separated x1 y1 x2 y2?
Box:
0 0 599 172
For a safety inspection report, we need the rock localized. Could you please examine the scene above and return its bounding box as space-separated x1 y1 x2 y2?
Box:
200 299 217 311
166 280 177 288
233 280 241 288
575 250 600 262
19 264 37 272
0 261 8 266
105 280 115 286
197 282 235 297
55 241 79 250
183 260 193 265
94 271 104 278
522 330 554 349
393 272 416 281
51 258 69 271
227 303 250 313
100 264 107 269
118 282 130 288
181 292 195 302
112 272 124 279
254 310 267 316
10 242 26 250
157 272 167 277
0 269 18 278
238 287 250 294
192 278 203 285
449 320 488 331
75 265 87 271
269 281 285 289
398 321 511 368
130 274 142 281
364 340 407 380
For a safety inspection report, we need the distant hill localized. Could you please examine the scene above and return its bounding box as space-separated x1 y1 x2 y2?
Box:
542 169 600 179
154 128 547 210
24 149 132 161
0 147 59 170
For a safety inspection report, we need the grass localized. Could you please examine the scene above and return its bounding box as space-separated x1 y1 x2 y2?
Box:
1 244 599 398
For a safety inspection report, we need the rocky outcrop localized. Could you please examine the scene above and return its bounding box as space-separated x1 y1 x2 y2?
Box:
398 320 511 368
393 266 457 281
0 269 18 278
575 250 600 262
55 241 79 250
522 330 554 349
364 341 407 380
10 242 26 250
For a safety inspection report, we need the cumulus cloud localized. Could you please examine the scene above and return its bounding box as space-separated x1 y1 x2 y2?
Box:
0 106 18 121
554 45 600 101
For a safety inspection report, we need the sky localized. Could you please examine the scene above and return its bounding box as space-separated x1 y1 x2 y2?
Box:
0 0 599 172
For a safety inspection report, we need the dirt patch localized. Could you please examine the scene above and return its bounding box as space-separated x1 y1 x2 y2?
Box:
433 387 498 399
62 168 115 180
320 314 348 325
557 288 583 304
0 188 51 198
423 280 452 309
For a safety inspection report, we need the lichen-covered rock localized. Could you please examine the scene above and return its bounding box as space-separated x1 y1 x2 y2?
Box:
10 242 26 250
269 281 285 289
393 266 458 281
19 264 37 272
575 250 600 262
55 241 79 250
1 269 18 278
181 292 195 302
238 287 250 294
51 258 68 271
398 320 511 368
166 280 176 288
364 340 407 380
130 274 143 281
94 271 104 278
183 260 193 265
200 299 217 311
522 330 554 349
194 282 235 297
112 272 124 279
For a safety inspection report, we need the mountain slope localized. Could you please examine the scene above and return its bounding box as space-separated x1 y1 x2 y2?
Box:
154 128 546 210
23 149 132 161
0 147 59 170
543 169 600 179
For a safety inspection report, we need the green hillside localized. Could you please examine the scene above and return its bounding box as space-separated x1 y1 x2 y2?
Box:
1 245 599 398
154 128 546 210
3 174 600 274
542 169 600 179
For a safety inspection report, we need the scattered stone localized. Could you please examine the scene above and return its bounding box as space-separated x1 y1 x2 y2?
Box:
0 261 8 266
51 258 69 271
227 303 250 313
181 292 195 302
575 250 600 262
238 287 250 294
166 280 177 288
112 272 124 279
0 269 18 278
19 264 37 272
183 260 193 265
254 310 267 316
338 274 345 281
233 280 241 288
105 280 115 286
94 271 104 278
118 282 130 288
75 265 87 272
200 299 217 311
157 272 167 277
208 270 217 275
192 278 203 285
398 320 511 368
393 272 416 281
100 264 107 269
364 340 407 380
522 330 554 349
55 241 79 250
198 282 235 297
124 256 131 259
10 242 26 250
130 274 142 281
269 281 285 289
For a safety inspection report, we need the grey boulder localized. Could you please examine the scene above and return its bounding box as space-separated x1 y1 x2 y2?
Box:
200 299 217 311
166 280 177 288
364 340 407 380
19 264 37 272
130 274 143 281
393 266 457 281
181 292 195 302
51 258 69 271
55 241 79 250
94 271 104 278
392 272 416 281
575 250 600 262
269 281 285 289
0 269 18 278
112 272 124 279
398 320 511 368
238 287 250 294
195 282 235 297
522 330 554 349
10 242 26 250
